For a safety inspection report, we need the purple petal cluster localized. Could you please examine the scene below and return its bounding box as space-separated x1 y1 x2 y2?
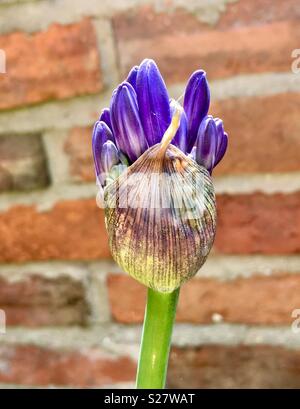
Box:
92 59 228 185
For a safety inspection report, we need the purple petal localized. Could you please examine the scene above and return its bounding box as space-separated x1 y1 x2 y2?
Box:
136 59 171 146
169 99 188 152
212 117 228 166
101 140 120 173
99 108 113 133
214 131 228 166
126 66 139 90
110 81 148 163
195 116 217 174
214 118 224 151
92 121 113 183
184 70 210 152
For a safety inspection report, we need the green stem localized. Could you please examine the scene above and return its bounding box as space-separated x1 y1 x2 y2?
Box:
136 287 180 389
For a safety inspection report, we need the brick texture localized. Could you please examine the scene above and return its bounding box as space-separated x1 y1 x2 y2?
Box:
0 133 49 191
0 275 88 326
113 1 300 82
1 343 299 388
0 199 110 262
64 126 94 182
0 0 299 390
212 93 300 175
107 273 300 325
0 192 299 262
215 192 300 254
168 345 300 388
64 93 300 177
0 344 136 387
0 19 102 110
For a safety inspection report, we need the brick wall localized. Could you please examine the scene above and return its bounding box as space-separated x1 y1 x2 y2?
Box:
0 0 300 388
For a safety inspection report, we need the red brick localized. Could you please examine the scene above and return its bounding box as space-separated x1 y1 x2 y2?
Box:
168 345 300 388
0 344 136 387
0 199 111 262
217 0 300 28
107 273 300 325
113 3 300 82
0 133 49 191
0 192 299 262
0 19 102 110
0 275 88 326
212 93 300 175
64 126 94 182
215 192 300 254
64 94 300 177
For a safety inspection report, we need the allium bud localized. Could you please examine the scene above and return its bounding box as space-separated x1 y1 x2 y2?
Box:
104 108 216 292
93 59 228 293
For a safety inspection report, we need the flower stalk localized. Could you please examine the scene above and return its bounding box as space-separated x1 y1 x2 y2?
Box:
136 287 180 389
92 58 228 389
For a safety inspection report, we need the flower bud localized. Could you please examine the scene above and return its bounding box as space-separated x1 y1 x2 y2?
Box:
195 116 217 174
92 121 114 185
99 108 113 133
184 70 210 152
104 109 216 293
136 59 171 146
110 82 148 163
214 118 228 166
101 140 120 173
126 65 138 89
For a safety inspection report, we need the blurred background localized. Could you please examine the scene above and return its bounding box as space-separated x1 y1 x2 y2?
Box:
0 0 300 388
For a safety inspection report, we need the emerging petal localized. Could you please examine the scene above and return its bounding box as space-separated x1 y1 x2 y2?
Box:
136 59 171 146
99 108 113 133
215 131 228 166
101 140 120 173
184 70 210 152
195 115 217 174
92 121 113 184
213 118 228 166
110 82 148 163
126 65 139 90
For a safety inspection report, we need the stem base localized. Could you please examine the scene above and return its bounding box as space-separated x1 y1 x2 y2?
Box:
136 287 180 389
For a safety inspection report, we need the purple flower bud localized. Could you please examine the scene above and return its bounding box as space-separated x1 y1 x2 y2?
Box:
184 70 210 152
110 82 148 163
92 121 113 184
214 118 228 166
195 116 217 174
99 108 113 133
169 99 188 152
101 140 120 174
126 66 139 90
136 59 171 146
215 131 228 166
